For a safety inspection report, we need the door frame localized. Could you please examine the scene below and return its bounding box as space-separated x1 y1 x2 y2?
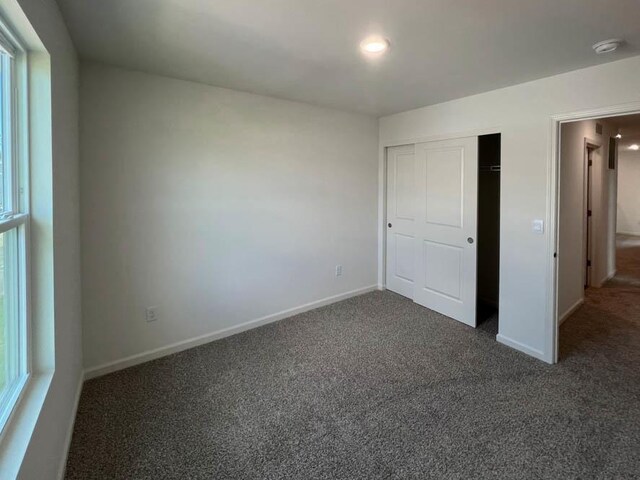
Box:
548 101 640 364
583 140 600 289
378 127 501 290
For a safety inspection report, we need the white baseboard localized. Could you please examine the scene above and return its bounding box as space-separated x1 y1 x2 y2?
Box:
559 298 585 325
496 334 547 363
606 270 616 282
594 269 616 288
57 371 84 480
84 285 378 380
616 231 640 237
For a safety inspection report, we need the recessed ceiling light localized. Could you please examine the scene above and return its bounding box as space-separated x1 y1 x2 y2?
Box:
592 38 623 54
629 144 639 151
615 133 622 139
360 36 390 55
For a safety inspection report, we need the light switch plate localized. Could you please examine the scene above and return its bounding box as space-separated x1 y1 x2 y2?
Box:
532 219 544 234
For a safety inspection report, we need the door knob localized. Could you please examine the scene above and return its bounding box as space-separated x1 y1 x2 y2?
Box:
467 237 474 244
388 223 392 228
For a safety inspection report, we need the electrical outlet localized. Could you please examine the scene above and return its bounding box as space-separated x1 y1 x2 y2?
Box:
145 306 159 323
335 265 343 277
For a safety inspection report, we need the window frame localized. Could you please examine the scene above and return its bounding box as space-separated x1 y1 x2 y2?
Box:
0 17 30 436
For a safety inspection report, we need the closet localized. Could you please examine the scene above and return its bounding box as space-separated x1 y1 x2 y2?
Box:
476 134 501 334
385 134 501 333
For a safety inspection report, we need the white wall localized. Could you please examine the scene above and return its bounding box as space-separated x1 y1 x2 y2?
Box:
0 0 82 478
558 119 617 322
379 55 640 362
617 150 640 235
80 63 379 372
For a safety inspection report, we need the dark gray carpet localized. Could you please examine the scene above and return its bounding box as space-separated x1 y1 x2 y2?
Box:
66 248 640 479
477 313 498 336
476 301 499 336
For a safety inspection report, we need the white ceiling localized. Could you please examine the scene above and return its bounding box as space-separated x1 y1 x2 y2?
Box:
55 0 640 116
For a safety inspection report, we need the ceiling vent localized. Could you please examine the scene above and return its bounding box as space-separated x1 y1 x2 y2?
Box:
592 39 623 54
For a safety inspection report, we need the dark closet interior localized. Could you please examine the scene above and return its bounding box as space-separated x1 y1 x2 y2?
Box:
477 133 501 335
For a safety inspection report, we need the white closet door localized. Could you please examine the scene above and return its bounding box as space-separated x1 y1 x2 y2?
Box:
413 137 478 327
385 144 416 299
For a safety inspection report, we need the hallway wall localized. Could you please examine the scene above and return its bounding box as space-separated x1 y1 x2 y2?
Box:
617 150 640 236
558 119 617 322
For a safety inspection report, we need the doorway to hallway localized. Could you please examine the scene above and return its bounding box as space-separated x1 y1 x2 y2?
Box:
560 233 640 359
557 112 640 360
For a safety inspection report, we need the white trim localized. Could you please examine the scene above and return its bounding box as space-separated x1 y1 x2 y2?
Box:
0 10 31 442
583 137 602 289
0 373 28 443
85 285 379 380
595 270 616 288
548 101 640 365
0 373 52 478
546 116 561 364
559 298 584 325
496 334 546 362
377 145 387 288
56 372 84 480
550 101 640 123
616 231 640 237
0 31 16 57
0 13 25 58
380 126 502 149
0 212 28 233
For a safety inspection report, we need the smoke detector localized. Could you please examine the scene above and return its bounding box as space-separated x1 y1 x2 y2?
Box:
592 39 623 54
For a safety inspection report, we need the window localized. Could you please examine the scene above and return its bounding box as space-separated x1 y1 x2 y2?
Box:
0 22 28 433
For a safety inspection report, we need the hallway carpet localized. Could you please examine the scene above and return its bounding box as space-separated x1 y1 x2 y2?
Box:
65 243 640 479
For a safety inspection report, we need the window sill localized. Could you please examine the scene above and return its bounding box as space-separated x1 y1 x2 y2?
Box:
0 372 52 478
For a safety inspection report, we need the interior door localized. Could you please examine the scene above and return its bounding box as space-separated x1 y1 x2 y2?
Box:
385 144 416 299
413 137 478 327
585 147 594 288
